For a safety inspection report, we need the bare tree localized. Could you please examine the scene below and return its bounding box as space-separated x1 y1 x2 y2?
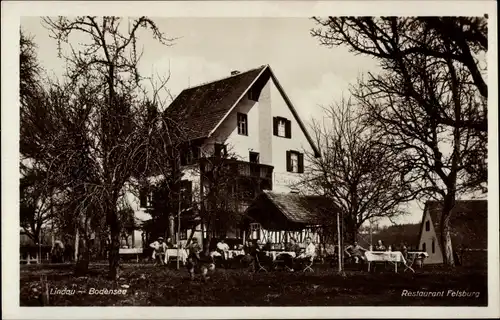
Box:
35 16 175 278
300 98 417 245
310 17 487 266
198 144 251 243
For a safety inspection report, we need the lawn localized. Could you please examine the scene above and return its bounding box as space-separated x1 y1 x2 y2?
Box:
20 262 488 306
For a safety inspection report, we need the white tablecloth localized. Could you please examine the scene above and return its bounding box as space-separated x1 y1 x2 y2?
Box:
166 248 188 263
364 251 406 264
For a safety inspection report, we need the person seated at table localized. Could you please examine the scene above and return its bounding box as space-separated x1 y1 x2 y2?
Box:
165 237 174 249
278 238 301 271
374 240 386 251
150 237 167 265
254 240 272 267
296 237 316 268
263 239 272 251
400 242 408 260
216 237 230 268
345 241 367 264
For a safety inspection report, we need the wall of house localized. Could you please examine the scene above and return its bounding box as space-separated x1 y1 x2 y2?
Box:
209 76 316 193
418 210 443 264
269 80 315 193
209 96 262 162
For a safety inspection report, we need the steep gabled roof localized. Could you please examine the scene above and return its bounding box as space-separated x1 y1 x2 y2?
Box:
418 200 488 250
163 65 320 157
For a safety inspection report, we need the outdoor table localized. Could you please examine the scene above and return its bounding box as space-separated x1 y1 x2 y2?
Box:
265 251 296 261
228 249 245 259
166 248 188 264
119 247 143 263
364 251 407 272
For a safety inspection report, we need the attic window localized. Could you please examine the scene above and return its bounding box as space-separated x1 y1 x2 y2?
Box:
248 88 259 101
425 220 430 232
273 117 291 138
237 113 248 136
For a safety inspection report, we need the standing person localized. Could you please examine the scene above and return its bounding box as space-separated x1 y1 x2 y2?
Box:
150 237 167 265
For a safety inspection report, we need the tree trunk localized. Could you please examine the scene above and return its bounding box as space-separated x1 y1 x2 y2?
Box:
169 214 175 240
74 225 80 262
74 216 90 276
440 194 455 267
108 210 121 280
344 215 357 245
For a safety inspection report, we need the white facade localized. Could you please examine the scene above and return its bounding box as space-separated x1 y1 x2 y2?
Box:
128 67 318 247
417 210 443 264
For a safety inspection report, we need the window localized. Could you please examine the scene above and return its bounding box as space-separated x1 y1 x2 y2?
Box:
179 229 188 240
278 120 286 137
214 143 227 158
422 242 426 252
286 150 304 173
180 180 193 207
248 88 259 101
180 146 200 166
432 240 435 254
273 117 291 138
425 220 430 231
249 151 260 163
139 187 153 208
250 223 260 232
237 113 248 135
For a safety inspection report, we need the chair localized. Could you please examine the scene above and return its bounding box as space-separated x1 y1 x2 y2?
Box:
403 253 416 273
254 253 268 273
302 255 315 272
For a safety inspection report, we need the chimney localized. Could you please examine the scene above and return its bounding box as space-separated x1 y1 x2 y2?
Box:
231 70 240 76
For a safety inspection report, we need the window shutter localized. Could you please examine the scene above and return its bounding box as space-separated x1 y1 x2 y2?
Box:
285 120 291 138
273 117 278 136
298 153 304 173
286 151 292 172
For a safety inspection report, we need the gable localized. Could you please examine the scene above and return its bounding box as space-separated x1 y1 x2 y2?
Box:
163 65 320 157
419 200 488 250
163 66 267 141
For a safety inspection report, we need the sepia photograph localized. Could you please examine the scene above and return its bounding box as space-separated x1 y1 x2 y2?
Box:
2 1 498 319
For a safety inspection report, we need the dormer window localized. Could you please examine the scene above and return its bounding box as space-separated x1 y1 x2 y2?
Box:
273 117 291 138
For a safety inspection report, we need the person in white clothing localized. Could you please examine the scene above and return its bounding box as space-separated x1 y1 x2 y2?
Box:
216 237 230 268
296 237 316 269
150 237 168 265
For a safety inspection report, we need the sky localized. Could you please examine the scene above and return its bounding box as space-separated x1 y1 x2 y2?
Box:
20 16 469 227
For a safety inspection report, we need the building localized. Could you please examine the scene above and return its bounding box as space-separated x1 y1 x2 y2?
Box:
417 200 487 265
126 65 322 246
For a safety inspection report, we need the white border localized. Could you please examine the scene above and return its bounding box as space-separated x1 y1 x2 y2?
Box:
2 1 498 319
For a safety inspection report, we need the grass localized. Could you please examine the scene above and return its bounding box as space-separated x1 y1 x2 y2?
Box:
20 262 488 306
